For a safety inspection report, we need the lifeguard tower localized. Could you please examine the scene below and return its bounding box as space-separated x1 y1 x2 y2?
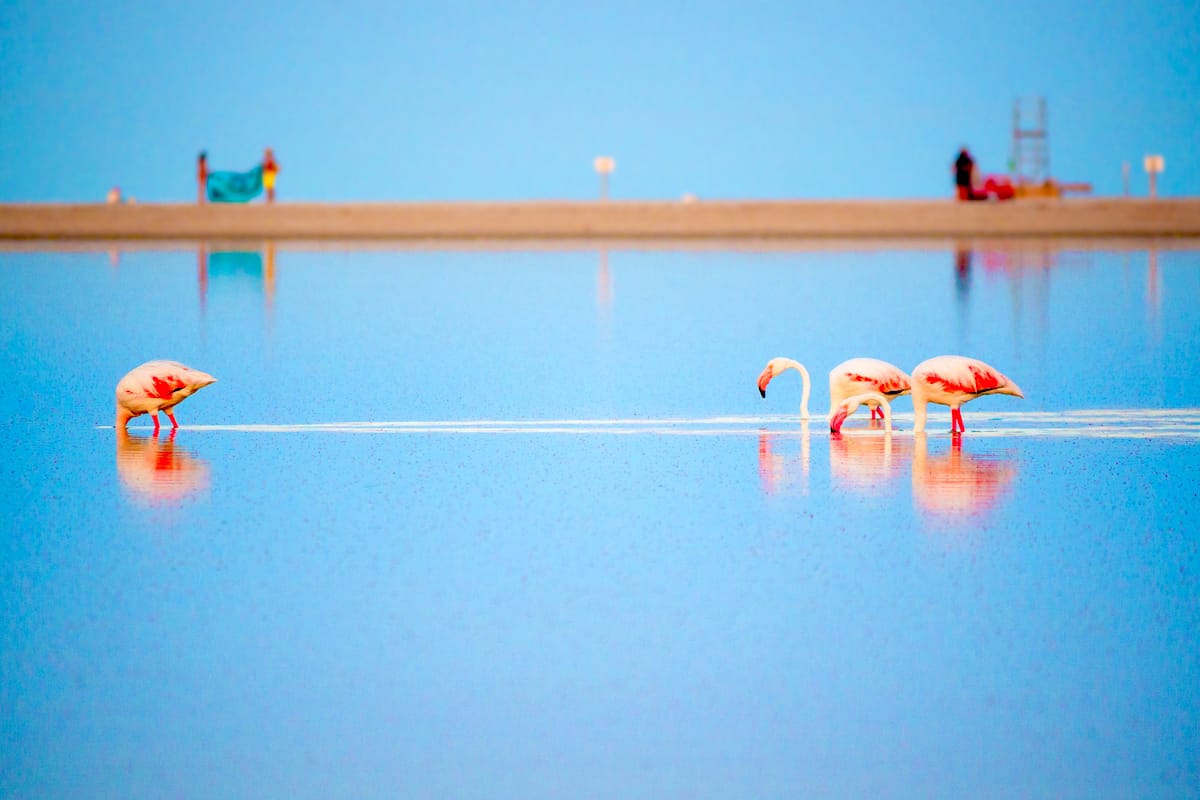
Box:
1009 97 1091 198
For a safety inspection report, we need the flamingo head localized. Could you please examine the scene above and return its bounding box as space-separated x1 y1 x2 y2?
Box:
829 404 852 433
829 392 889 434
757 358 787 398
189 370 218 390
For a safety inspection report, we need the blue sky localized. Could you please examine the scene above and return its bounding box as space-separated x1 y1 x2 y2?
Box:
1 0 1197 201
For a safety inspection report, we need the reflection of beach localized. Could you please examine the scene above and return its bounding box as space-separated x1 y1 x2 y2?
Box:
829 430 909 492
116 429 210 506
757 427 809 496
912 434 1017 520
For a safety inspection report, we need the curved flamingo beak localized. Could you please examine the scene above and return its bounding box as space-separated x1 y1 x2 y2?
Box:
829 408 849 433
757 367 773 398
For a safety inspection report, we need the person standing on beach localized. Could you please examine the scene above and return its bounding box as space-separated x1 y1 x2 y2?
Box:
954 148 981 201
262 148 279 203
197 151 208 203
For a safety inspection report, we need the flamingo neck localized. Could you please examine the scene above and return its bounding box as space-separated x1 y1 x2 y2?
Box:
780 359 811 419
846 391 892 435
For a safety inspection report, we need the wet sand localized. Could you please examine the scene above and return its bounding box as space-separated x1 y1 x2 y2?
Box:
1 198 1198 241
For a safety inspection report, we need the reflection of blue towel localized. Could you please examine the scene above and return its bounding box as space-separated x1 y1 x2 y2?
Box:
208 251 263 278
206 165 263 203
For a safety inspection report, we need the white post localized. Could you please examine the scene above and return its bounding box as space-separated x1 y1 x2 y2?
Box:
1143 155 1164 198
593 156 615 201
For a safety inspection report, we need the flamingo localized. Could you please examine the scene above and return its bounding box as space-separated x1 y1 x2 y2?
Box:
116 360 217 432
829 391 893 434
910 355 1023 433
758 356 910 423
828 357 911 421
757 357 812 419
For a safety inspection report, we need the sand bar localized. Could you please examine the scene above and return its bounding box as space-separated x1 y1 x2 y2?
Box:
1 199 1199 241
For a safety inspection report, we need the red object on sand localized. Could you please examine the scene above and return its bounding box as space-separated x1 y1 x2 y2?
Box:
982 175 1015 200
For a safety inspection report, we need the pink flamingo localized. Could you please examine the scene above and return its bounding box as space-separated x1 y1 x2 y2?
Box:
911 355 1023 433
115 360 217 432
758 356 910 422
828 357 911 421
757 357 813 418
829 391 893 434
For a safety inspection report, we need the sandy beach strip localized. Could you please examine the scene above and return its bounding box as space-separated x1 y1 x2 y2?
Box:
1 199 1198 241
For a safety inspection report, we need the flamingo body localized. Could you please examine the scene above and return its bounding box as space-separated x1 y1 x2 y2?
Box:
828 358 911 420
911 355 1022 433
116 360 217 431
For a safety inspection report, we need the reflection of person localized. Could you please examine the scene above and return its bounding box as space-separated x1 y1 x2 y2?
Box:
954 245 972 303
262 148 279 203
955 245 972 277
954 148 982 201
197 151 208 203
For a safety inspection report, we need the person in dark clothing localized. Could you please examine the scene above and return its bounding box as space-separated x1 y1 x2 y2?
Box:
954 148 984 200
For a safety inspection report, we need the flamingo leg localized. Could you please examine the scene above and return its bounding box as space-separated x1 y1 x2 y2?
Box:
151 413 161 435
951 408 965 432
870 406 880 419
166 410 179 429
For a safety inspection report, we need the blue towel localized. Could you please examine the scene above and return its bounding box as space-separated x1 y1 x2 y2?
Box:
206 165 263 203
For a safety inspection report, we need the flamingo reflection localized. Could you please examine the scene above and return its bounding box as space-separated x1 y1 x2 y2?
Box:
116 428 211 506
912 434 1017 521
757 425 810 496
829 428 909 493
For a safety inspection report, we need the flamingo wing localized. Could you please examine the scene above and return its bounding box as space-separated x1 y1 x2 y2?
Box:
118 361 190 405
149 373 188 400
834 358 912 396
916 356 1012 395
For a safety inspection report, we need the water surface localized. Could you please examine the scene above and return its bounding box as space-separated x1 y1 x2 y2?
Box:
1 242 1198 798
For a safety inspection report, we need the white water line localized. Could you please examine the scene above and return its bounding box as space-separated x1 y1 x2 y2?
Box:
97 409 1200 439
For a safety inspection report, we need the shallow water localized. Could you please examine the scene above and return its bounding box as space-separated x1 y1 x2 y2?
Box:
2 243 1199 798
